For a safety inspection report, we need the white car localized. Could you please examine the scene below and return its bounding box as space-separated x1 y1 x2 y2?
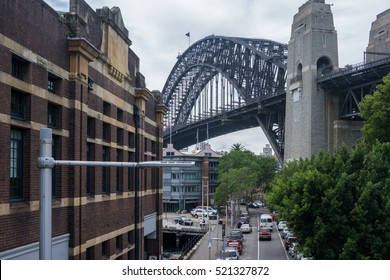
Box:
193 209 207 218
281 227 290 238
278 221 287 231
240 223 252 233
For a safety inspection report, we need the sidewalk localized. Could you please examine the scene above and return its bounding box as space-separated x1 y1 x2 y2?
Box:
187 217 235 260
163 212 237 260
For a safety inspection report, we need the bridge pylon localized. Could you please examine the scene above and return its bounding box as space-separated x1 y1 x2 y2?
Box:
285 0 339 162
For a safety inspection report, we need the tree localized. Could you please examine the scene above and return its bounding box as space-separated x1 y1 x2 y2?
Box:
215 148 277 206
230 143 246 151
360 73 390 146
268 73 390 259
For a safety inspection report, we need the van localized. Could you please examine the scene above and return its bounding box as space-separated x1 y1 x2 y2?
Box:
259 214 273 231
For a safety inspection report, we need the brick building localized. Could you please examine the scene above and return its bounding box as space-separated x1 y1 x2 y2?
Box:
0 0 167 260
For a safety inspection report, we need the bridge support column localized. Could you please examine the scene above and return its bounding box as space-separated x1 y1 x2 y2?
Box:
333 120 363 150
285 0 339 162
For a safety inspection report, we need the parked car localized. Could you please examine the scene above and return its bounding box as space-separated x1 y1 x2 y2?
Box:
258 228 272 241
254 201 264 207
284 236 297 251
288 242 298 258
247 202 259 208
174 216 193 226
193 209 208 218
278 221 287 231
196 206 217 215
226 241 243 255
281 227 290 239
240 223 252 233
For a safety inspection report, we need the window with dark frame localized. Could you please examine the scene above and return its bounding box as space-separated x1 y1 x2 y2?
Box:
48 74 58 94
48 103 58 128
11 90 26 120
102 240 109 259
87 117 95 138
117 108 123 122
86 246 94 260
86 143 95 195
103 123 110 142
103 101 111 116
10 128 24 200
116 149 123 193
128 132 135 148
12 55 27 80
117 128 123 145
128 151 135 191
116 235 123 252
102 146 109 194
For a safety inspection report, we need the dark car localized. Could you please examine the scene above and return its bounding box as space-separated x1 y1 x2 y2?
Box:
227 231 243 243
248 202 260 208
258 228 272 241
174 216 193 226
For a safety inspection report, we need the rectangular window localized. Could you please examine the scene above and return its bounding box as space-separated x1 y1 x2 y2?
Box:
87 117 95 138
103 101 111 116
47 73 61 94
117 128 123 145
11 90 26 120
102 146 109 194
117 108 123 122
128 132 135 148
48 103 58 128
102 240 109 259
86 246 94 260
103 123 110 142
10 128 24 200
86 143 95 195
12 55 27 80
116 149 123 193
116 235 123 252
128 152 135 191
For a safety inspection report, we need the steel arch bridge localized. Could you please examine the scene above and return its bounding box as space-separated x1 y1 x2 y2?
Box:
162 35 288 162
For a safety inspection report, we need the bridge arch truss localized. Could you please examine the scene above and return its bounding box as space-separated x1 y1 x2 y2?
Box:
163 35 288 160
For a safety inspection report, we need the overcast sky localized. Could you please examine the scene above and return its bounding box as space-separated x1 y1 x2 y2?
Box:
45 0 389 154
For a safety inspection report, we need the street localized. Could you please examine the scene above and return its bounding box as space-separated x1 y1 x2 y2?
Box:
185 207 289 260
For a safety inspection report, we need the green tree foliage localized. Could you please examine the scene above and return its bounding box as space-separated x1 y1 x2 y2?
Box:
360 74 390 146
268 73 390 259
214 148 277 206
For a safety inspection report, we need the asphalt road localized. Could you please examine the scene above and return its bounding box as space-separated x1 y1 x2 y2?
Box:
239 208 289 260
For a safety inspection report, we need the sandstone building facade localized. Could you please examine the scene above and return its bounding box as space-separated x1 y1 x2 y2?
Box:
0 0 166 260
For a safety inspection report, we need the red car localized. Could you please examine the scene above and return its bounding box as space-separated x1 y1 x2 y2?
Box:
226 241 243 255
258 228 272 241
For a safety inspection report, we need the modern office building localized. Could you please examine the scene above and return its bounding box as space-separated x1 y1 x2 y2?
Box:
162 143 222 212
0 0 166 259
